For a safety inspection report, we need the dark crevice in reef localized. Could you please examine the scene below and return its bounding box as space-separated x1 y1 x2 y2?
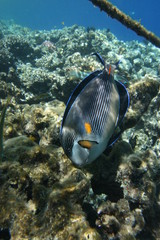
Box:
136 230 156 240
142 203 160 240
89 145 125 202
82 203 97 228
91 178 123 202
130 201 160 239
53 80 79 104
129 201 141 211
25 180 33 202
0 228 11 240
86 144 128 203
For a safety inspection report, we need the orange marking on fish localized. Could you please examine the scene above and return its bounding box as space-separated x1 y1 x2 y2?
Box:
108 65 112 75
85 122 92 134
78 140 92 149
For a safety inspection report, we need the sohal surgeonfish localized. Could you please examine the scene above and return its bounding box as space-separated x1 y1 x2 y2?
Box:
60 53 129 167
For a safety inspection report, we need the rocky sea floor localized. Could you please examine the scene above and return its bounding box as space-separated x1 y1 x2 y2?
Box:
0 20 160 239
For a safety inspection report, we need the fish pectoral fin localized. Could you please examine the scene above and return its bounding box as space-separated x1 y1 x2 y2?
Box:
78 140 98 149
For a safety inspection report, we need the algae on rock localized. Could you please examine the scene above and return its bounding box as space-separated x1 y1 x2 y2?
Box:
0 98 11 162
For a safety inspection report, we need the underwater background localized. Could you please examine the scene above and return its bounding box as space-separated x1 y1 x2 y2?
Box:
0 0 160 240
0 0 160 41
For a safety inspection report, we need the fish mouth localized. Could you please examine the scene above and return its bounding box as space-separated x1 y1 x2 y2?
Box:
72 157 89 168
80 158 90 168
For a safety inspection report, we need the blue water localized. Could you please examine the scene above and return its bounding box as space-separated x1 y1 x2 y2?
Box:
0 0 159 42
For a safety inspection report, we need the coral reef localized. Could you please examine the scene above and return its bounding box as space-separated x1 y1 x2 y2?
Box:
0 20 160 239
84 142 160 239
0 21 160 104
1 136 94 239
0 98 11 162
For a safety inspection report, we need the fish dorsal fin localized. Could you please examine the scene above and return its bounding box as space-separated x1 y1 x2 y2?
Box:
92 52 105 67
78 140 98 149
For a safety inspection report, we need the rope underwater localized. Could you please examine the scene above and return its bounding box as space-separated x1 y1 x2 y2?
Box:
89 0 160 48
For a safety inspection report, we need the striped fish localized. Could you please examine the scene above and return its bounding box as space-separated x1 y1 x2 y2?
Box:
60 53 129 167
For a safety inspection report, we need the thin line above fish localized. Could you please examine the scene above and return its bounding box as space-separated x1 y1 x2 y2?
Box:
60 53 129 167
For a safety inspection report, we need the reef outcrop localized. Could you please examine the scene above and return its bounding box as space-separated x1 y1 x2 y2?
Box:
0 20 160 239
